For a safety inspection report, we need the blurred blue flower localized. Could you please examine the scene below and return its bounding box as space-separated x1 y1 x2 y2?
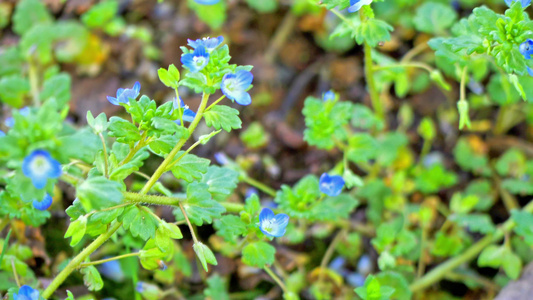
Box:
5 107 30 127
357 255 372 275
323 90 335 101
194 0 220 4
13 285 40 300
22 149 62 189
0 130 5 137
258 208 289 238
319 173 345 197
188 36 224 51
348 0 373 12
214 152 229 165
98 259 125 282
181 46 209 73
347 273 366 287
107 82 141 105
221 70 253 106
245 187 259 198
520 39 533 59
505 0 531 7
33 194 53 211
172 98 196 124
329 256 348 276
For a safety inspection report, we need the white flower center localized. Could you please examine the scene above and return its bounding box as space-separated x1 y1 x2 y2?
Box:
30 156 50 176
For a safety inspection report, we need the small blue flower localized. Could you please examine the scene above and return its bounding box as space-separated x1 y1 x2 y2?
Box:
194 0 220 4
319 173 345 197
520 39 533 59
98 259 125 282
172 98 196 124
356 255 372 275
221 70 253 106
258 208 289 238
13 285 40 300
5 107 30 128
505 0 531 7
33 194 53 211
181 46 210 73
107 82 141 105
0 130 5 137
323 90 335 101
214 152 229 165
22 150 62 189
187 36 224 51
348 0 373 12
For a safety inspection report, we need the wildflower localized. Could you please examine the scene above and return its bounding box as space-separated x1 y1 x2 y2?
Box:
0 130 5 137
323 90 335 101
357 255 372 275
5 107 30 127
181 46 209 73
194 0 220 4
519 39 533 76
319 173 345 197
33 194 53 211
13 285 40 300
22 150 62 189
348 0 373 12
258 208 289 238
98 259 125 282
214 152 229 165
172 98 196 124
221 70 253 106
107 82 141 105
505 0 531 7
187 36 224 51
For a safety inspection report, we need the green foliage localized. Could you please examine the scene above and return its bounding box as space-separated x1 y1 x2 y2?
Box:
355 18 394 47
12 0 52 36
188 0 227 30
81 266 104 291
120 206 159 241
415 164 457 194
158 64 180 89
193 242 218 272
413 2 457 35
77 176 124 211
246 0 278 13
242 241 275 268
355 274 395 300
201 166 239 201
240 121 269 148
204 105 242 132
64 216 88 246
175 182 225 226
478 245 522 279
205 274 230 300
170 152 210 183
511 210 533 246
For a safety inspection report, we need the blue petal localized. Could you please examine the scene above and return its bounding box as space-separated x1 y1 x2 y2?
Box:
33 194 53 211
357 255 372 275
194 0 220 5
259 208 275 224
528 67 533 76
323 90 335 101
98 259 125 282
319 173 345 197
14 285 40 300
133 81 141 94
183 108 196 122
348 0 372 12
235 70 253 90
107 96 119 105
0 130 5 137
234 91 252 106
22 150 62 189
187 36 224 51
4 117 14 128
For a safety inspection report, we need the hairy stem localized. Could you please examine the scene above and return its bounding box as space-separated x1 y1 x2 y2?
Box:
179 203 198 244
239 175 277 197
123 192 184 206
79 252 140 268
264 265 287 293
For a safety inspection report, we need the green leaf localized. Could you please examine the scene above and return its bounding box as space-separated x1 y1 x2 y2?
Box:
13 0 53 35
120 206 159 241
310 194 359 221
303 97 352 150
241 241 275 268
240 121 269 148
188 0 226 30
502 178 533 195
200 166 239 201
502 250 522 280
355 274 396 300
417 117 436 141
150 117 180 137
77 176 124 211
431 231 464 257
87 111 108 134
415 164 457 194
148 135 179 157
81 266 103 291
355 19 393 47
346 133 378 163
40 73 71 107
246 0 278 13
450 214 495 234
170 152 210 183
110 148 149 181
193 242 218 272
351 104 384 131
214 215 247 241
140 239 170 270
205 274 230 300
450 193 479 214
375 271 412 300
0 75 30 107
155 221 183 253
320 0 351 10
204 105 242 132
81 0 118 29
64 216 87 247
178 182 225 226
108 116 142 145
511 210 533 246
413 2 457 35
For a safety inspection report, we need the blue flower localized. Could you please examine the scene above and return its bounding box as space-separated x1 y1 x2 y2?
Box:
221 70 253 106
13 285 40 300
505 0 531 7
356 255 372 275
323 90 335 101
0 130 5 137
98 259 125 282
258 208 289 238
319 173 345 197
5 107 30 127
172 98 196 124
181 46 210 73
194 0 220 4
187 36 224 51
520 39 533 59
107 82 141 105
33 194 53 211
348 0 373 12
22 150 62 189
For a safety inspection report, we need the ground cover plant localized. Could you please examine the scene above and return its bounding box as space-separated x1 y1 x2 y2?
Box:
0 0 532 299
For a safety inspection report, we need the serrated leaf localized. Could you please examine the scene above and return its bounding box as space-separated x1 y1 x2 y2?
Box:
311 194 359 221
242 241 275 268
64 216 87 246
204 105 242 132
413 2 457 35
205 274 230 300
81 266 103 291
13 0 53 35
178 182 225 226
108 116 141 145
77 176 124 211
355 19 393 47
193 242 218 272
201 166 239 201
170 152 210 182
120 206 159 241
450 214 495 234
214 215 247 241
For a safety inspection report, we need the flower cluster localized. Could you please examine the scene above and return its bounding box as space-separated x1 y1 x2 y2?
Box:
520 39 533 76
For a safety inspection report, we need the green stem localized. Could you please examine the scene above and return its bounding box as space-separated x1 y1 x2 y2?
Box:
174 88 184 127
28 60 40 106
239 175 277 197
318 229 346 285
119 132 148 167
373 62 433 73
165 137 204 171
140 93 210 195
410 200 533 293
363 37 383 120
460 66 467 102
42 222 122 298
221 202 245 213
79 252 140 268
264 265 287 293
98 133 109 178
179 203 198 244
205 95 226 112
123 192 184 206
